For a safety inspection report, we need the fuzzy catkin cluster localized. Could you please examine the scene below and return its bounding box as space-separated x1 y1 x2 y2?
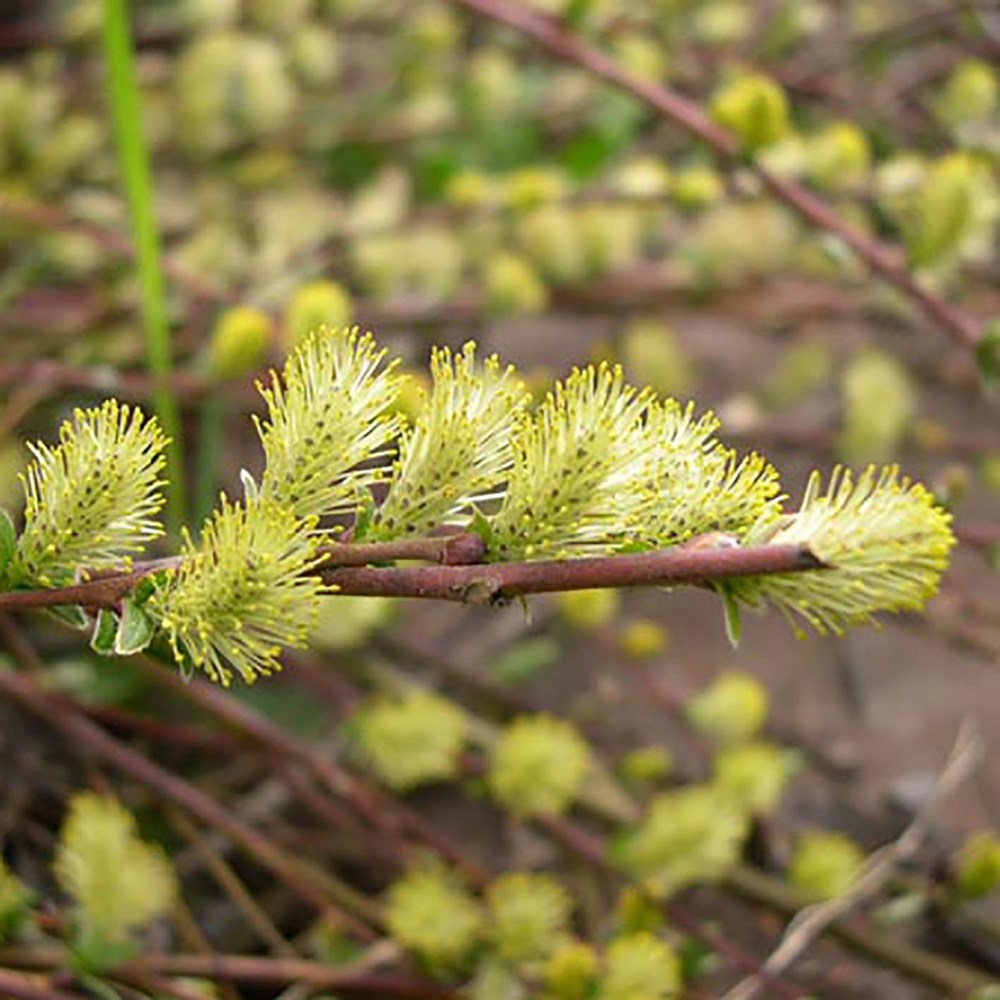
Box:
13 400 167 588
54 793 176 966
2 325 955 685
383 858 683 1000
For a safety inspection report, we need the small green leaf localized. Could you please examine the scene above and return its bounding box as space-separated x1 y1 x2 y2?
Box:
469 506 494 549
114 598 155 655
563 0 596 29
492 636 560 685
616 539 654 554
975 318 1000 390
72 935 139 977
351 492 376 542
988 543 1000 572
678 935 719 983
233 683 327 738
718 584 742 648
0 507 15 580
49 604 89 630
90 610 118 656
132 575 157 604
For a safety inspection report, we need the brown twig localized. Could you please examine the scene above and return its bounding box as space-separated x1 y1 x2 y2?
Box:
167 809 296 957
320 542 823 602
0 539 822 612
0 533 484 612
449 0 984 351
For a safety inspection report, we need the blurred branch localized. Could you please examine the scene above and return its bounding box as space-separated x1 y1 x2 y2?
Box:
0 668 380 938
320 542 823 602
0 947 458 999
0 198 227 304
450 0 985 353
724 721 982 1000
0 971 82 1000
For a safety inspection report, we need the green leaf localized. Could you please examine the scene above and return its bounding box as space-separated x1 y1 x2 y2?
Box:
975 318 1000 390
469 506 494 550
72 932 138 977
48 655 145 706
0 507 15 581
718 584 742 648
132 575 157 604
412 141 464 201
49 604 89 631
90 610 118 656
351 492 376 542
325 140 386 191
678 935 719 983
988 543 1000 573
492 636 560 685
477 120 543 171
561 94 644 181
232 683 327 738
114 598 155 655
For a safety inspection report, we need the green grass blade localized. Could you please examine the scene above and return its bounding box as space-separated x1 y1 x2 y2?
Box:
101 0 185 534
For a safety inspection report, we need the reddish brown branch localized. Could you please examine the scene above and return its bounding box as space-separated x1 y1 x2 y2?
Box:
322 542 823 602
0 566 168 612
450 0 984 351
320 531 488 567
0 534 485 612
0 538 821 612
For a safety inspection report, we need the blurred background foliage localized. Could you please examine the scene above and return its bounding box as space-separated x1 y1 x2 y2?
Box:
0 1 999 999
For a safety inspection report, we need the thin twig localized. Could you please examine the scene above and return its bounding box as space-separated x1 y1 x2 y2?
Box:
450 0 984 351
724 721 983 1000
167 809 296 957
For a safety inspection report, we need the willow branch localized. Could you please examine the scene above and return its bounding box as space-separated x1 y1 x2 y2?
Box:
0 537 822 612
450 0 984 351
321 542 823 602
